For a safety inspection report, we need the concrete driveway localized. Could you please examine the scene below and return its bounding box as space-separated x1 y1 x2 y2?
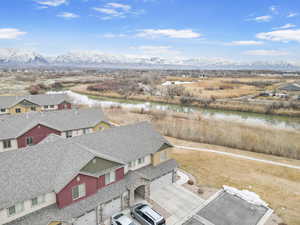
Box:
150 184 205 225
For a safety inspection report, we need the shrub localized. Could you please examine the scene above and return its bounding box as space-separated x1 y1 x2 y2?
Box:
187 180 194 185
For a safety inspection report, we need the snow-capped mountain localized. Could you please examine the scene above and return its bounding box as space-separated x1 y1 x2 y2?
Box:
0 48 299 70
0 48 48 64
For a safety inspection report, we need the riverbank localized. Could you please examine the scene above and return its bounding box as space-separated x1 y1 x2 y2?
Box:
71 85 300 117
101 107 300 159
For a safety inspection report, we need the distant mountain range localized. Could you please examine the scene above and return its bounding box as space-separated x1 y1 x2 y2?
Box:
0 48 299 70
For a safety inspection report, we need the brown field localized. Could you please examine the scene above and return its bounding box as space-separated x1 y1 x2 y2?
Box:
171 147 300 225
104 107 300 159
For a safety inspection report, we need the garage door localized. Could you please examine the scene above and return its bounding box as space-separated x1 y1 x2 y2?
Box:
102 197 122 220
74 210 96 225
150 172 173 192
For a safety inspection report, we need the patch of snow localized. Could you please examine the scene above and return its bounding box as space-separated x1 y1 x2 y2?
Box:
176 170 190 185
223 185 268 207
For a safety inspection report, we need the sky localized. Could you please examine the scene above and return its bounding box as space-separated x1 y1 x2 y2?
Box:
0 0 300 63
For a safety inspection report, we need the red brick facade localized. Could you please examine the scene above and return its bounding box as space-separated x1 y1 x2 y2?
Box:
17 124 61 148
58 102 72 110
56 167 125 208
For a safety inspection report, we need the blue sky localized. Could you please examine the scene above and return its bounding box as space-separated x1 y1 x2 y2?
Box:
1 0 300 63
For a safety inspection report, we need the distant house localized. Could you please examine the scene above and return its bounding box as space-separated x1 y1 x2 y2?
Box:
0 122 177 225
0 108 110 152
279 83 300 92
0 94 72 115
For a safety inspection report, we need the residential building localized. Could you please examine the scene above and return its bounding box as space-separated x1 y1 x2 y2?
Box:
0 94 72 115
0 122 177 225
0 108 110 152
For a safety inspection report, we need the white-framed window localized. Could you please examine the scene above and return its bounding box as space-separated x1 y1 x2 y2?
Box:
105 171 116 185
44 105 49 109
160 151 168 161
1 108 6 112
26 136 33 146
138 157 145 165
72 183 86 200
66 130 72 138
7 202 24 217
15 108 21 113
3 140 12 149
31 195 45 207
30 106 36 111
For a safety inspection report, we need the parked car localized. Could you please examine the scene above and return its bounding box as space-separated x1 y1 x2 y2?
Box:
111 213 136 225
131 203 166 225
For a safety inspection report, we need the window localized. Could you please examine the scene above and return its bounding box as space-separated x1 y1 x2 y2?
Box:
83 128 88 134
3 140 11 149
15 108 21 113
160 151 168 162
138 157 145 165
142 214 154 225
44 105 49 109
50 105 54 108
0 108 5 112
66 131 72 138
31 195 45 207
72 183 86 200
7 202 24 217
105 171 116 185
26 137 33 146
30 107 36 111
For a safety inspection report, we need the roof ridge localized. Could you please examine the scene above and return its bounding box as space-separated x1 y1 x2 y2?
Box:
72 141 125 164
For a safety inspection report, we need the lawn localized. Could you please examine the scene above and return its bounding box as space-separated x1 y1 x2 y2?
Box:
171 146 300 225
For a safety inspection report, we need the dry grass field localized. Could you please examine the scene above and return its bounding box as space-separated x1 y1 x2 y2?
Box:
182 79 258 99
171 147 300 225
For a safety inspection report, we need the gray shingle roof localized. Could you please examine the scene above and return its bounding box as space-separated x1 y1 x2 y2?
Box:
73 122 172 163
6 159 177 225
0 108 108 140
0 94 70 109
0 122 171 210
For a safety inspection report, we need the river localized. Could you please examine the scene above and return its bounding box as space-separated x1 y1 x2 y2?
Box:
49 91 300 131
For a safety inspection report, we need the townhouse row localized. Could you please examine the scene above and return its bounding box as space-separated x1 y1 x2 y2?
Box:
0 94 178 225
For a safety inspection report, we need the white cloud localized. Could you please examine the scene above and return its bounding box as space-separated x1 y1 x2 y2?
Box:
227 40 264 46
256 29 300 42
244 50 289 56
57 12 79 19
0 28 27 39
249 15 272 22
106 3 131 11
287 12 298 18
36 0 67 7
93 2 140 20
273 24 296 30
136 29 201 39
100 33 127 38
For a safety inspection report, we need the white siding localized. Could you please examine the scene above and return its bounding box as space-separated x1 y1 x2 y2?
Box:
0 108 8 115
124 155 151 174
61 128 94 139
0 192 56 225
0 139 18 152
42 105 58 111
72 129 83 137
